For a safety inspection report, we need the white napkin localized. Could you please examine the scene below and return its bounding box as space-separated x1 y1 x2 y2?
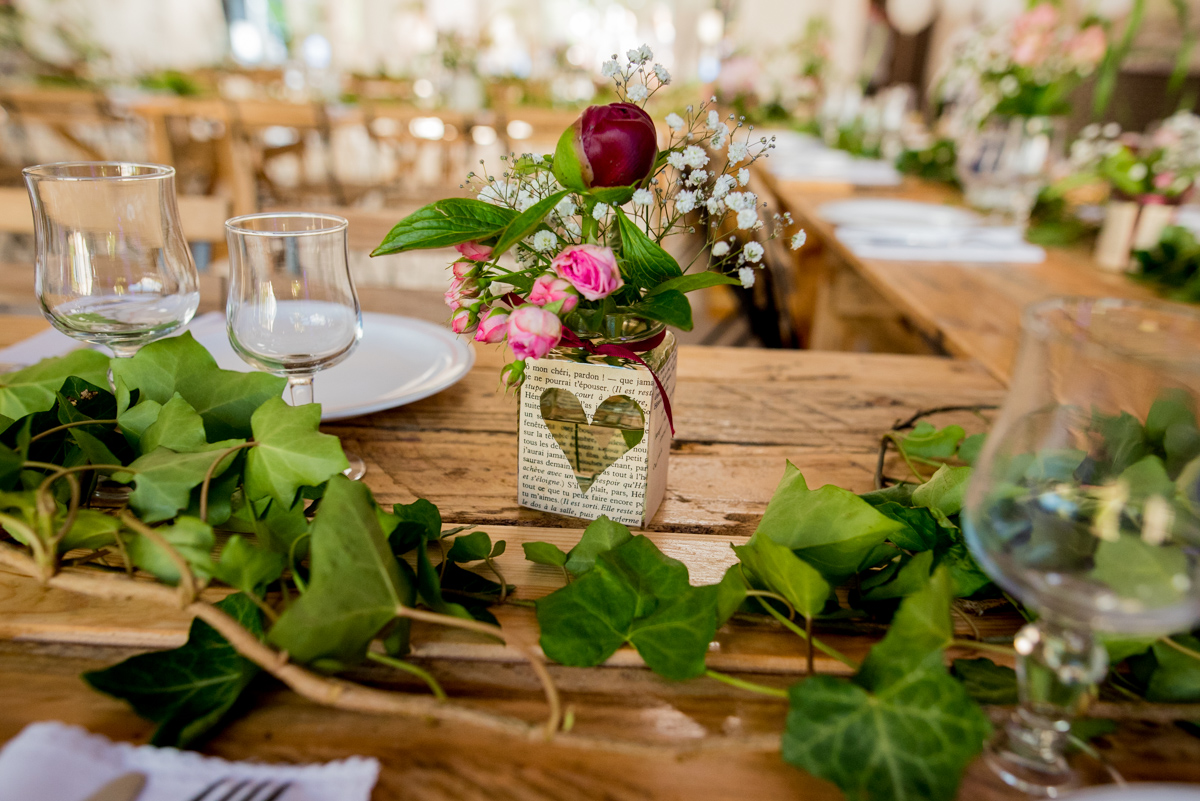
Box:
835 225 1046 264
0 312 228 368
0 721 379 801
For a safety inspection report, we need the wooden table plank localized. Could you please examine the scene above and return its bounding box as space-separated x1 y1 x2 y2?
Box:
766 175 1170 382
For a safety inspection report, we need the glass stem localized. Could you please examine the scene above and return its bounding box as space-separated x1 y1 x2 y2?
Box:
1005 621 1107 773
288 375 314 406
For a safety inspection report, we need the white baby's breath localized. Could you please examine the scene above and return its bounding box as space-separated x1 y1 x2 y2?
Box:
790 230 807 250
687 169 708 186
738 266 756 288
706 197 726 215
665 112 684 131
667 151 687 170
737 208 758 229
738 168 750 186
682 145 709 169
532 230 558 252
601 60 619 78
707 110 720 130
712 174 736 198
725 191 756 212
555 196 577 218
592 203 610 220
727 142 750 164
712 241 730 257
743 242 764 263
675 190 697 213
710 123 729 149
632 188 654 206
654 64 671 84
627 83 649 103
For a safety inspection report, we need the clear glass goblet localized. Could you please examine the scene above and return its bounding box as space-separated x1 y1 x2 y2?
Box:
964 297 1200 796
956 116 1065 228
23 162 200 358
225 212 365 479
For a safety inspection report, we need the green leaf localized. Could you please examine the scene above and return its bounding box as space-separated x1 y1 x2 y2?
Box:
952 658 1018 705
782 668 990 801
83 593 262 748
629 289 693 331
1096 411 1149 476
446 530 494 563
371 198 517 256
1092 534 1190 611
861 549 935 601
0 350 110 419
139 393 209 455
124 516 216 585
756 462 905 581
938 542 992 598
110 332 286 441
491 190 570 256
244 398 348 506
875 502 943 552
564 515 633 576
536 535 718 680
1147 635 1200 702
58 509 121 553
958 433 986 466
733 533 830 618
268 477 412 670
858 566 956 689
388 498 443 555
900 421 965 461
1146 389 1196 443
614 208 683 289
215 535 285 595
1119 455 1175 505
523 541 568 567
0 444 21 491
716 564 750 626
646 272 741 296
1101 634 1156 664
413 537 474 621
117 443 243 523
118 398 162 451
587 184 638 205
911 465 973 517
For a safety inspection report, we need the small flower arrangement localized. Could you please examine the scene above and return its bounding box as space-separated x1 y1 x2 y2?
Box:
373 45 806 386
1069 113 1200 203
938 3 1107 122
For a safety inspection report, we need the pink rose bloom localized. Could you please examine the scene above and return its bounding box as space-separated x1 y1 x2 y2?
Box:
528 273 579 313
1068 25 1107 69
474 308 510 344
507 305 562 360
551 244 623 301
455 241 493 262
450 307 478 335
1155 172 1176 190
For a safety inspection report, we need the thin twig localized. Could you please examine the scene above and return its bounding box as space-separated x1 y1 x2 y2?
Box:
1159 635 1200 662
705 669 788 699
952 601 982 641
198 442 256 523
28 419 119 444
754 598 859 670
484 556 509 603
948 639 1018 658
805 615 815 675
366 652 447 700
745 589 796 621
118 512 199 605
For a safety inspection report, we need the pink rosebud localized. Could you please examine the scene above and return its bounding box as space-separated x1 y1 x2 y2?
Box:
507 305 562 361
551 103 658 191
528 273 580 313
1067 25 1107 69
450 307 479 335
444 275 480 310
444 284 462 310
551 244 624 302
452 260 476 280
474 308 510 344
455 241 493 262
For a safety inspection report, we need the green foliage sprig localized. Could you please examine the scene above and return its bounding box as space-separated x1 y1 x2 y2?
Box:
1133 225 1200 303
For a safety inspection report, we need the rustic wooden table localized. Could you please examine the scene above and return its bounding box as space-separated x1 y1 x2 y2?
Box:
764 175 1169 383
1 315 1198 799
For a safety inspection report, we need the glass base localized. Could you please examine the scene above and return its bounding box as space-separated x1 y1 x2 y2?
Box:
91 479 131 503
984 738 1076 797
343 450 366 481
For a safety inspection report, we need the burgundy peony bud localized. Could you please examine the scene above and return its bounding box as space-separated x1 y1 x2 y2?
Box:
552 103 658 192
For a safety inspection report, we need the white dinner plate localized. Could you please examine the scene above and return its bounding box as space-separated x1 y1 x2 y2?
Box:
818 198 979 229
192 312 474 421
1061 785 1200 800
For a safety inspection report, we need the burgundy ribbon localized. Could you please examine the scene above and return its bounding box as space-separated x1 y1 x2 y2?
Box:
501 293 674 435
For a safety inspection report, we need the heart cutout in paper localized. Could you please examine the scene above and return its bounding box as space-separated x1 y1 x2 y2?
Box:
540 388 646 494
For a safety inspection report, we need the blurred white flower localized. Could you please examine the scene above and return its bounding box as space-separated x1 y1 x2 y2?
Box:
601 60 619 78
555 196 577 218
712 174 736 198
632 188 654 206
654 65 671 84
743 242 764 263
738 168 750 186
666 113 684 130
737 209 758 229
707 197 726 215
738 266 756 288
627 83 649 103
707 110 720 129
710 123 730 149
725 191 757 211
593 203 610 220
712 241 730 257
790 230 807 250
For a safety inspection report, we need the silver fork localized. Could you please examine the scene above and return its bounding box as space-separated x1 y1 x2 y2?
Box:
186 778 292 801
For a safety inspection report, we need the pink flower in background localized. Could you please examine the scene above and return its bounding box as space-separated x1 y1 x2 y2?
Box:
507 305 562 360
474 309 510 344
551 244 623 301
1068 25 1107 69
528 273 579 313
1011 3 1059 67
450 307 479 335
1155 171 1176 190
455 241 493 262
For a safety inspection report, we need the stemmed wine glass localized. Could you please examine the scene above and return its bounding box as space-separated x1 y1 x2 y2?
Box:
964 297 1200 796
224 212 365 479
23 162 200 358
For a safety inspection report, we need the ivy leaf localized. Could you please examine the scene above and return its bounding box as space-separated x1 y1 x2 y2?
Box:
858 566 956 689
58 509 121 553
716 564 750 626
116 443 243 523
938 542 992 597
110 332 286 441
1147 635 1200 702
911 465 973 517
536 535 718 680
0 444 23 491
874 502 944 552
371 198 517 256
733 532 830 618
83 593 262 748
957 433 986 466
614 208 683 289
0 350 110 419
244 398 349 506
756 462 905 581
523 541 568 567
1092 534 1190 611
139 393 209 455
388 498 443 556
413 537 476 622
564 515 632 576
646 272 741 296
118 397 162 451
124 516 216 585
952 658 1018 705
900 421 965 461
446 531 494 563
861 550 935 602
215 535 285 596
491 189 570 256
629 289 693 331
268 476 413 670
781 668 990 801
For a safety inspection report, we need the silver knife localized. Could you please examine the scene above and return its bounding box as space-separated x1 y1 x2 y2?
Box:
80 772 147 801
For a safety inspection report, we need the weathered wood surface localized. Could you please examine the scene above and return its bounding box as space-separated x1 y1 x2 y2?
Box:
765 174 1171 383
